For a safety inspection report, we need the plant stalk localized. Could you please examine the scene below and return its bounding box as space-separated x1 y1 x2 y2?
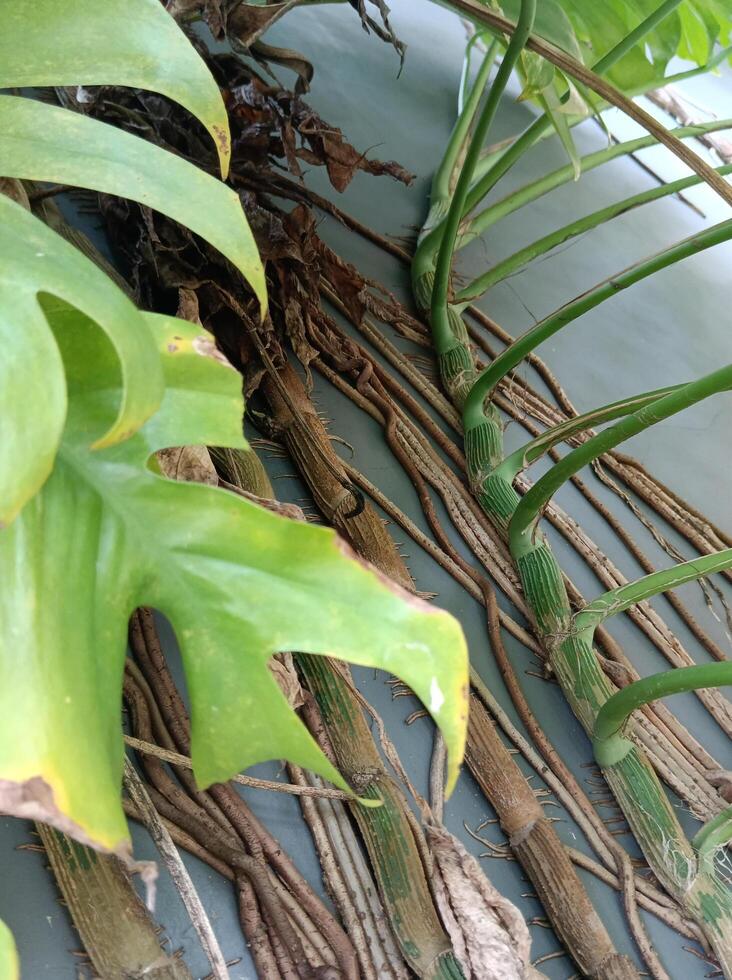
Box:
463 221 732 429
37 824 191 979
509 367 732 558
465 162 732 292
499 384 682 481
230 367 467 980
594 663 732 767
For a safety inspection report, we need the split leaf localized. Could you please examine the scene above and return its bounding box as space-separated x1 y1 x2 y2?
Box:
0 0 232 176
0 195 163 526
0 308 468 852
0 95 266 310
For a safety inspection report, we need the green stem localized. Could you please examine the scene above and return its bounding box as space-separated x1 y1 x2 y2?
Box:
508 364 732 560
462 114 548 221
593 663 732 768
462 118 732 248
592 0 686 74
464 218 732 431
658 44 732 87
462 162 732 294
575 548 732 634
509 364 732 558
466 49 732 187
38 825 191 979
432 39 499 207
457 33 494 116
459 0 686 220
693 807 732 873
498 383 682 482
430 0 537 356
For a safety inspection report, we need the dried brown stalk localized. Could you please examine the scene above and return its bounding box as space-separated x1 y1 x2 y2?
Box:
125 608 360 980
122 761 230 980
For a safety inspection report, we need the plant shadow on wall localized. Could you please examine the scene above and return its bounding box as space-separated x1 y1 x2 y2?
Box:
2 0 732 978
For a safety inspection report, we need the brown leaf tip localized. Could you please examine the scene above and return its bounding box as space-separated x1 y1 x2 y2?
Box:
0 776 130 857
192 334 235 368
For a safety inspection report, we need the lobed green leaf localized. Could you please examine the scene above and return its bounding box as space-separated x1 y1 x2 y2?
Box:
0 196 163 526
0 310 468 852
0 95 266 311
0 0 232 176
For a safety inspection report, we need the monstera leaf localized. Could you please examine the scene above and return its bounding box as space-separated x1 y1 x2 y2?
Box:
0 306 468 853
0 95 265 308
0 0 266 522
1 0 231 175
0 195 163 527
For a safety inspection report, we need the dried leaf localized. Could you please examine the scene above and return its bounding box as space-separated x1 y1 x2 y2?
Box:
156 446 218 486
425 824 539 980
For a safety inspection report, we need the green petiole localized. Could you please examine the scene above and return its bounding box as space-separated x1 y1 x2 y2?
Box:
497 384 682 483
430 0 537 356
594 662 732 768
575 548 732 635
508 365 732 560
463 218 732 431
462 118 732 249
424 39 499 242
459 162 732 296
693 807 732 873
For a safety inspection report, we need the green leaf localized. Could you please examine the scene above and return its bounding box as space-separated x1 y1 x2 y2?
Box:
0 920 18 980
500 0 731 91
538 86 581 180
678 4 714 65
0 0 232 177
0 95 266 311
518 52 555 102
0 309 468 853
0 195 163 527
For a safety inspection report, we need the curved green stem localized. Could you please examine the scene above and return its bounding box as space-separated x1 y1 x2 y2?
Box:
426 39 499 236
693 807 732 873
498 383 682 482
575 548 732 634
463 218 732 431
461 162 732 294
593 663 732 768
508 364 732 559
457 33 487 116
593 0 686 72
461 114 548 223
659 44 732 88
430 0 537 356
462 118 732 248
